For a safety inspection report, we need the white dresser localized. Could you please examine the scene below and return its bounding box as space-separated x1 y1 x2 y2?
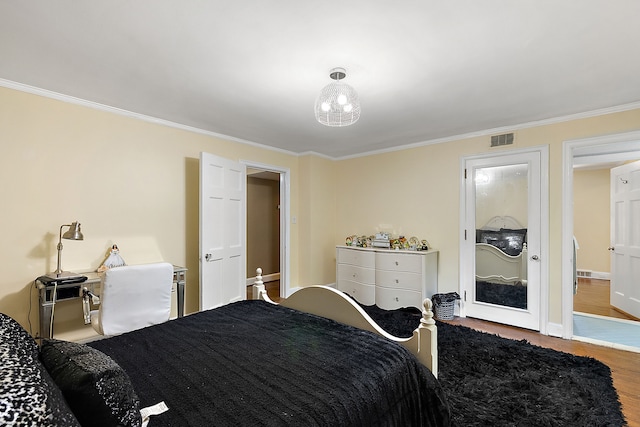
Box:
336 246 438 310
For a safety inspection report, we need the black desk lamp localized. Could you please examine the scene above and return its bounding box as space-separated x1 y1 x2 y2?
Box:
47 221 84 279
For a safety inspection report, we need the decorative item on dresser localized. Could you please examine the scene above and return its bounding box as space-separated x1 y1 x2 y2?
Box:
336 245 438 310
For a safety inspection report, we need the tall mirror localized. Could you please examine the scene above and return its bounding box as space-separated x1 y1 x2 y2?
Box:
475 163 529 309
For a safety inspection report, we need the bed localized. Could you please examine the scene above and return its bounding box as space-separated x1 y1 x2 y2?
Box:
1 279 449 427
475 215 528 286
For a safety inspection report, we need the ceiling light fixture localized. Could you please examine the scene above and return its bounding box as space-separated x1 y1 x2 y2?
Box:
314 67 361 127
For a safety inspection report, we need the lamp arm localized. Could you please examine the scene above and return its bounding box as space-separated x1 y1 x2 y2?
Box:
55 224 71 275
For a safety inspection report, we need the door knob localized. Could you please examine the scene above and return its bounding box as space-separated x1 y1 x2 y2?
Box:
531 255 539 261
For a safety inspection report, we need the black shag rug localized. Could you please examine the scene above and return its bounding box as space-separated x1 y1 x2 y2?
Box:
359 304 626 427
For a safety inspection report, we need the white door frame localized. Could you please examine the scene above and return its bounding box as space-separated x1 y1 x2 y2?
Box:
562 130 640 338
241 160 291 299
460 145 549 333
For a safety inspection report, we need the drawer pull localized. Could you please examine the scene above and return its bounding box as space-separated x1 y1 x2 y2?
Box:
395 279 399 283
395 261 399 266
395 297 399 301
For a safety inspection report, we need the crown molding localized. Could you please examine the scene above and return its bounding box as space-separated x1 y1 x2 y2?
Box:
0 78 299 158
335 101 640 160
3 78 639 162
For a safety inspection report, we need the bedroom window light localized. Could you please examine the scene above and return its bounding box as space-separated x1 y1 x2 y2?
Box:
314 67 361 127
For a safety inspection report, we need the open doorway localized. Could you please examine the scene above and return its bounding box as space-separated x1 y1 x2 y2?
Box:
246 169 281 301
573 161 639 323
243 161 291 302
562 131 640 349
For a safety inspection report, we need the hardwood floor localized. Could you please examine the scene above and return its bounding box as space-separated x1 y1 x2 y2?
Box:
246 280 282 303
574 277 638 321
264 280 282 302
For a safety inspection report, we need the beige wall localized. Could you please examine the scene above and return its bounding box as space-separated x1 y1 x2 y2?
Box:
298 155 337 285
0 86 301 333
3 83 640 334
573 168 610 273
335 109 640 324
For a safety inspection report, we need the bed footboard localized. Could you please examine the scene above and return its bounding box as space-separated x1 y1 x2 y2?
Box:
251 269 438 377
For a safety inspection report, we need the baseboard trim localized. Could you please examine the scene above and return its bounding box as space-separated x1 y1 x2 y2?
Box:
246 272 280 286
546 322 564 338
576 269 610 280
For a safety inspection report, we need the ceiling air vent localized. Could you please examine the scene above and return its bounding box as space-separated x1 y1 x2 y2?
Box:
490 133 514 147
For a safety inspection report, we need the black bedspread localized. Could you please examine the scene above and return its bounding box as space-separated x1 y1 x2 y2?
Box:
89 300 450 427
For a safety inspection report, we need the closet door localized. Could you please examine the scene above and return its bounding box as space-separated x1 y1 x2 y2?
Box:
461 149 547 331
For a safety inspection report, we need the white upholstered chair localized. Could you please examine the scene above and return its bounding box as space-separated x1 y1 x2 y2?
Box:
91 262 174 336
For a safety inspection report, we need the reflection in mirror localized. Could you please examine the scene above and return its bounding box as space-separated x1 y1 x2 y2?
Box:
474 164 529 309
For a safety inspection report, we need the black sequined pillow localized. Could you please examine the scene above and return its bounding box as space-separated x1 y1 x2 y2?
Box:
40 339 142 427
0 313 81 427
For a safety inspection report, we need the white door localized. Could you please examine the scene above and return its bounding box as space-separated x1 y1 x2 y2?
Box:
610 160 640 318
200 152 246 310
462 150 544 330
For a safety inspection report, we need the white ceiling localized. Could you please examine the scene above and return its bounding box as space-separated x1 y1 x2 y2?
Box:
2 1 640 159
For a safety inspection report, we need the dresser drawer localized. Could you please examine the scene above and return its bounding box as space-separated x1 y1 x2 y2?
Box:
337 280 375 306
338 264 375 285
375 252 422 273
375 286 422 310
337 248 375 268
375 270 422 292
335 246 438 312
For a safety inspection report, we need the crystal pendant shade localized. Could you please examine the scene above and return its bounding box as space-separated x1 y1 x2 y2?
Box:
315 68 361 127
